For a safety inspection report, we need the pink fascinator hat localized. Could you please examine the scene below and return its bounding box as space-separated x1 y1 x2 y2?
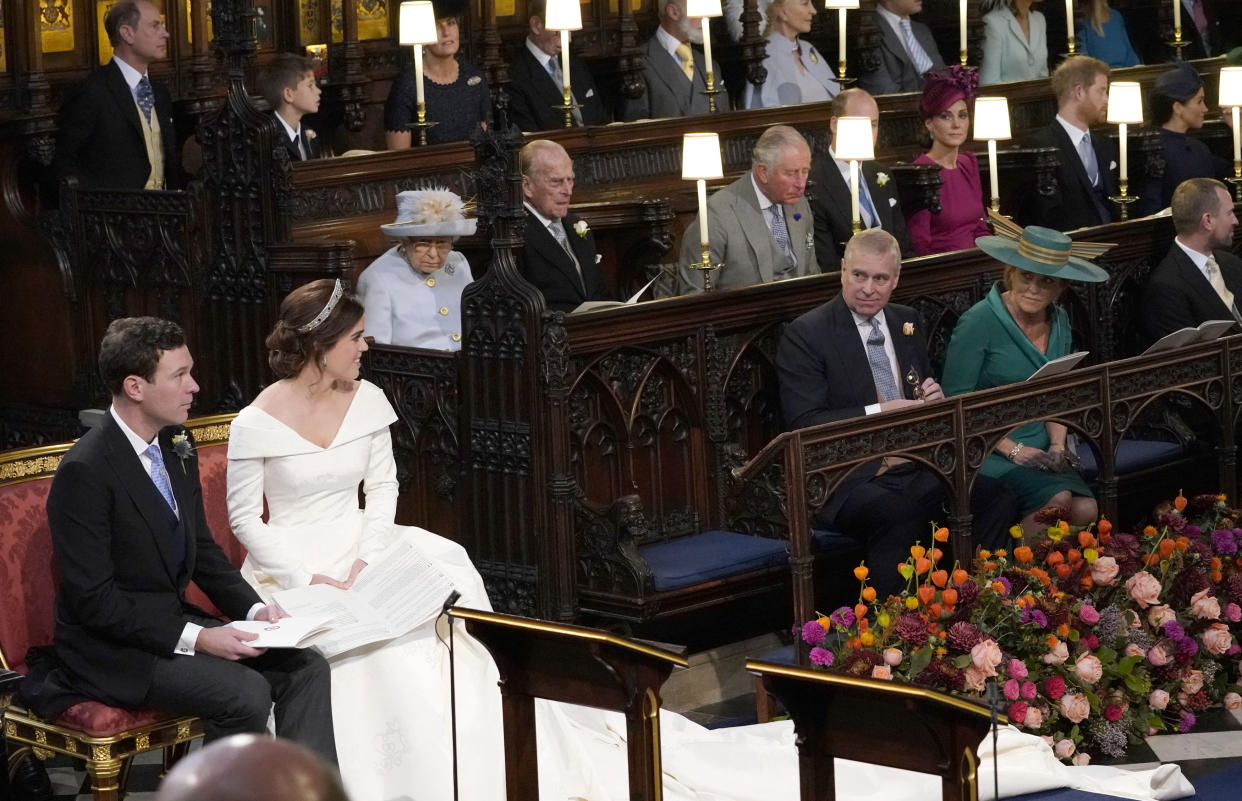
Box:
917 66 979 120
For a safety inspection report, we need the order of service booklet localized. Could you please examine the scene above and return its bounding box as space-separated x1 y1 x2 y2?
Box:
227 615 334 648
266 536 457 658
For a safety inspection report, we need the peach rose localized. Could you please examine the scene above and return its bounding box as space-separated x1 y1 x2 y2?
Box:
1074 653 1103 685
1191 588 1222 620
971 639 1003 677
1054 739 1076 759
1203 623 1233 655
1043 640 1069 665
883 647 903 666
1225 692 1242 711
871 664 892 680
1025 706 1044 729
1149 689 1169 710
1090 556 1119 586
1060 693 1091 723
1147 645 1169 666
1147 605 1176 628
1125 643 1145 658
1125 570 1162 609
963 664 988 692
1074 753 1091 766
1182 669 1204 694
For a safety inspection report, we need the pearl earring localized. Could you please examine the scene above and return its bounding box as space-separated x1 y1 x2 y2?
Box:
320 356 326 368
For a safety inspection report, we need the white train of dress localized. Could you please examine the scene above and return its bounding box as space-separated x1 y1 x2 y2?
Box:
224 380 1191 801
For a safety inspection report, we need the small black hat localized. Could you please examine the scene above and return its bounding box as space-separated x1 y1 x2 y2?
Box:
432 0 466 18
1152 61 1204 103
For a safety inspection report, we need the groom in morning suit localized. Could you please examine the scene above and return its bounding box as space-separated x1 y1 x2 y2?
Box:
53 0 181 191
34 318 336 760
1141 178 1242 342
777 230 1017 597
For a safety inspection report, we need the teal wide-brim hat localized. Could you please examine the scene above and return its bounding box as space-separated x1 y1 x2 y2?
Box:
975 220 1110 283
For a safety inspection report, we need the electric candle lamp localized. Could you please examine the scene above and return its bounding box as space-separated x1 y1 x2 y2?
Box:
973 96 1012 213
835 116 875 232
824 0 859 81
1106 81 1143 219
544 0 583 127
398 1 438 145
687 0 725 111
682 133 725 289
1219 68 1242 200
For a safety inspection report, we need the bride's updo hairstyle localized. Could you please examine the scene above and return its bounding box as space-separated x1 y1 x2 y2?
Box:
267 278 364 380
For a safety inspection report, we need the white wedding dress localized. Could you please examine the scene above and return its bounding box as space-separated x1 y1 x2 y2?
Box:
225 380 1193 801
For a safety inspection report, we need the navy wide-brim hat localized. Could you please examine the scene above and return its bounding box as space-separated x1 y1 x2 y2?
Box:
976 225 1108 283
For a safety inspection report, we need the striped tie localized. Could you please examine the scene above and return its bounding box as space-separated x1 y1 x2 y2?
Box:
866 319 901 402
899 19 934 76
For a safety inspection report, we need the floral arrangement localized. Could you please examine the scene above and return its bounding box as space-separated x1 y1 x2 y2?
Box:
801 494 1242 764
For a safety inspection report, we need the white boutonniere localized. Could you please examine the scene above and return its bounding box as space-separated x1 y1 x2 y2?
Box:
305 129 317 141
573 220 589 238
876 172 890 187
467 75 482 86
902 322 915 336
170 431 195 474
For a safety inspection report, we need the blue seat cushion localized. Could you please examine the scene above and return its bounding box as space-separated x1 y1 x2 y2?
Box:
639 530 788 592
757 644 796 665
1076 439 1184 480
811 528 862 553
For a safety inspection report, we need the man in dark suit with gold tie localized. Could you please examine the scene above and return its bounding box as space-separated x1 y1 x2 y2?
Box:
517 140 611 312
1141 178 1242 343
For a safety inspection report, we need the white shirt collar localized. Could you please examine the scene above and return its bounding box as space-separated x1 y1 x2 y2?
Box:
526 37 556 68
750 171 775 212
849 307 887 330
110 405 158 456
875 4 907 32
524 200 558 228
655 25 685 61
1055 114 1091 145
274 111 302 144
112 55 147 93
1174 236 1213 279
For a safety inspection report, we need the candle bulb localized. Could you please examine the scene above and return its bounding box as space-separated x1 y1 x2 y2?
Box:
1119 122 1128 182
560 29 571 92
959 0 967 62
697 179 710 247
1234 108 1241 173
849 160 860 229
988 139 999 210
701 18 713 75
1173 0 1180 32
839 10 847 73
413 44 424 105
1065 0 1074 52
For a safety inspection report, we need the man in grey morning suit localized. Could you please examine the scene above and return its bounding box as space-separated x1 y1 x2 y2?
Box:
623 0 725 120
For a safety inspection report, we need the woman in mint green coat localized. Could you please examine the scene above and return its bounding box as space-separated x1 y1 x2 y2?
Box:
941 225 1107 535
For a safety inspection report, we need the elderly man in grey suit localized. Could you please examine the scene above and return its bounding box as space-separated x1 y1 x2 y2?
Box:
623 0 725 120
858 0 944 95
677 125 819 292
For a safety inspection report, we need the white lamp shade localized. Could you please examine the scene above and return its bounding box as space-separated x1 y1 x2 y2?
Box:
973 96 1012 141
682 133 723 180
1221 68 1242 108
544 0 583 30
686 0 723 17
823 0 860 8
834 117 874 161
1106 81 1143 124
398 1 438 45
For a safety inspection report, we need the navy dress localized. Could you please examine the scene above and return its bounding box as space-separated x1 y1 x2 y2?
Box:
384 58 491 146
1136 128 1231 216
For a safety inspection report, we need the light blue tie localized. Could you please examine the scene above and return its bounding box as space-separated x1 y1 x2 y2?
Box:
545 56 583 125
136 75 155 125
899 19 934 76
144 443 178 514
866 319 901 402
859 178 879 228
1077 131 1100 187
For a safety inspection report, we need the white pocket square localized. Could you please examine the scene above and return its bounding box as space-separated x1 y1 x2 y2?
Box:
889 197 897 207
1110 161 1118 170
595 254 602 264
586 89 595 98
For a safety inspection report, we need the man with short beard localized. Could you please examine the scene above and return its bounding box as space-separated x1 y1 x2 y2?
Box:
1141 178 1242 342
623 0 725 120
1021 55 1118 231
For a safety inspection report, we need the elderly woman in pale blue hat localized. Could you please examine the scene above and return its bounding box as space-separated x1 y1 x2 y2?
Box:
355 188 476 351
941 223 1111 535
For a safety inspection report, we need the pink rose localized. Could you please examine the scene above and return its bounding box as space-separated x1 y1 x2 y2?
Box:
1004 678 1020 700
1008 658 1029 680
1225 692 1242 711
1025 706 1044 729
1021 681 1037 700
1147 645 1169 666
1054 739 1076 759
1149 689 1169 710
1078 604 1100 624
1227 603 1242 623
1147 605 1176 628
1125 643 1145 658
1074 753 1091 766
1203 623 1233 655
1182 669 1204 694
1074 653 1103 685
971 639 1003 677
871 664 892 680
1090 556 1119 586
1041 735 1055 747
1008 701 1028 724
1126 570 1162 608
883 647 903 666
963 664 987 692
1060 692 1090 723
1043 640 1069 665
1191 588 1221 620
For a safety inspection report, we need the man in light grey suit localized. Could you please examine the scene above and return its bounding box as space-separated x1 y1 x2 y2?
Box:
623 0 725 120
858 0 944 96
677 125 819 293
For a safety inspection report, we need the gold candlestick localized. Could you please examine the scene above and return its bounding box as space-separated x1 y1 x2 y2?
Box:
689 243 722 291
1108 179 1138 221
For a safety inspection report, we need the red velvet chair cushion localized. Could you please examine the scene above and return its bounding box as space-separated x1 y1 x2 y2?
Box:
53 701 170 738
0 476 57 673
184 442 249 614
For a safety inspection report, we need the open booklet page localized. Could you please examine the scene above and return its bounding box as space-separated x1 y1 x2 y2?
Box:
226 615 333 648
271 535 456 658
1026 351 1089 381
571 273 661 313
1142 319 1236 355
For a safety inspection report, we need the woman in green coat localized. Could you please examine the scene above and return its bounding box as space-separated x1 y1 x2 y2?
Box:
941 225 1107 535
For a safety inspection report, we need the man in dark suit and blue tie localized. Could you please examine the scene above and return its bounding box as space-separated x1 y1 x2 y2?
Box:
259 53 323 163
858 0 945 96
506 0 607 131
517 140 611 312
53 0 181 191
32 318 337 760
777 230 1017 596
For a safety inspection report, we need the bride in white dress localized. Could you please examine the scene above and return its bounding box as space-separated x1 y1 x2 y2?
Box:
225 279 1191 801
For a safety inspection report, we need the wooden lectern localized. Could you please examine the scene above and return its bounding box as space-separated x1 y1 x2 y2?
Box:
453 607 688 801
747 660 999 801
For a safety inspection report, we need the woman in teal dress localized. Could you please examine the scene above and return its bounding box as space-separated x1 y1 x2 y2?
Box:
941 225 1107 534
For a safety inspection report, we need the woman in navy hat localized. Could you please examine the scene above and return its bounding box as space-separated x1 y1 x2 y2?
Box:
384 0 490 146
908 66 990 256
941 225 1107 535
1136 62 1231 215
